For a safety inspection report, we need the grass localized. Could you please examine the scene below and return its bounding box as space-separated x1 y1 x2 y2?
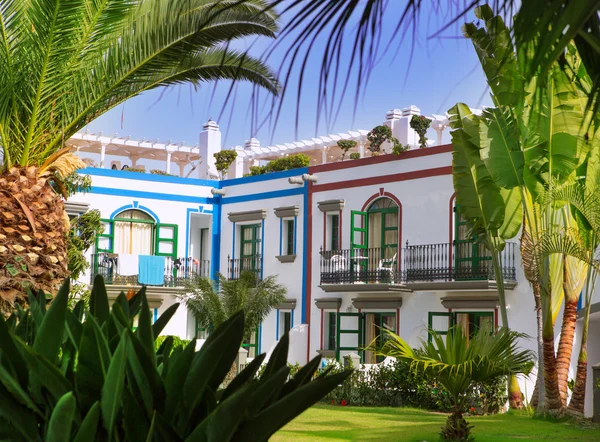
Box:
272 405 600 441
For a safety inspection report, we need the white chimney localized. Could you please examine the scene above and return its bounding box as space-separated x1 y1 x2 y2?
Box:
199 119 221 179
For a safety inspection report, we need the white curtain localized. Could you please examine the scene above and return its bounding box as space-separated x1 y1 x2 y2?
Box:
114 210 154 255
368 212 382 249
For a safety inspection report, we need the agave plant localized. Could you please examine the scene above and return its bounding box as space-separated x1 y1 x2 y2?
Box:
0 275 351 441
371 326 534 441
0 0 279 309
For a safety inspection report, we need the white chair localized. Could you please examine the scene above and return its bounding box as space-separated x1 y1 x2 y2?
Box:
330 255 347 271
377 253 397 283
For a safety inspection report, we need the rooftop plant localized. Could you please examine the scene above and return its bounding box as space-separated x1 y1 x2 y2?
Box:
337 140 357 160
249 154 311 176
410 115 431 148
214 150 238 179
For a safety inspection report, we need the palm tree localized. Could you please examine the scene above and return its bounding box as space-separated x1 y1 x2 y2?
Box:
180 271 287 345
371 325 534 441
0 1 278 308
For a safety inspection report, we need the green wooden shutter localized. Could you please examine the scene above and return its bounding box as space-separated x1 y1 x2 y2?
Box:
96 219 114 252
428 312 452 343
154 224 178 258
336 312 364 362
350 211 369 278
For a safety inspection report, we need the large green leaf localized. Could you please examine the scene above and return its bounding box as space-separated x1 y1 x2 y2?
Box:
0 383 38 442
135 292 156 366
0 315 28 388
152 302 179 338
46 392 77 442
89 274 110 324
33 277 70 363
450 103 505 235
73 402 101 442
101 331 128 436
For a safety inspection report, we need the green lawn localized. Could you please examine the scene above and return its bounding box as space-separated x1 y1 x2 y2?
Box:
272 405 600 441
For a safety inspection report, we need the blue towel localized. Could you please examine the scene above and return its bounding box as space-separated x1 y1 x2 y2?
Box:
138 255 166 285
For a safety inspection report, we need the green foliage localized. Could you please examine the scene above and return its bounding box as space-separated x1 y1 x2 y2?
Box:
214 150 238 178
349 152 361 160
67 281 90 310
366 125 403 155
392 143 409 155
149 169 175 176
180 272 287 342
250 154 311 176
0 2 278 170
122 167 147 173
321 359 507 414
337 139 357 159
0 276 351 441
67 209 104 280
410 115 431 148
154 335 190 353
373 325 533 441
62 173 92 198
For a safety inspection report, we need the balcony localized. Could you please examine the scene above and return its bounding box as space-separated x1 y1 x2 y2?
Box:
319 242 517 292
404 241 517 291
91 253 210 287
227 256 262 281
319 247 406 293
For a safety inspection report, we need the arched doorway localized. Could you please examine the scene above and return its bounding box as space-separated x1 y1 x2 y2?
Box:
366 197 399 260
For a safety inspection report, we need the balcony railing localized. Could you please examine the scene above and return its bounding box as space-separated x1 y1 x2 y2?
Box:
319 242 517 286
91 253 210 287
227 255 262 281
320 247 399 285
404 241 516 282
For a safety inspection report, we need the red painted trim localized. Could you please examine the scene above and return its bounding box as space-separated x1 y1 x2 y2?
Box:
361 191 403 273
494 307 499 329
449 192 456 278
396 308 400 334
312 166 452 193
320 309 324 350
306 182 313 363
309 144 452 173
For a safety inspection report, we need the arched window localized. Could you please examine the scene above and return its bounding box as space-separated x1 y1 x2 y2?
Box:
114 209 155 255
366 197 398 259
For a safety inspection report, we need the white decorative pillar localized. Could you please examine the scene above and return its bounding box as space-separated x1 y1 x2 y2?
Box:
358 141 365 158
100 143 107 168
228 147 246 179
166 150 172 174
199 120 221 179
321 146 327 164
384 105 421 148
129 154 139 168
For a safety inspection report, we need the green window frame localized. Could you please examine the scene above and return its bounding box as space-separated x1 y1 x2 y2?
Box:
154 223 178 258
336 312 364 361
286 219 295 255
428 311 452 343
454 206 491 280
282 311 292 334
428 311 494 342
331 214 340 251
327 312 337 351
96 219 115 253
242 327 260 358
240 224 261 274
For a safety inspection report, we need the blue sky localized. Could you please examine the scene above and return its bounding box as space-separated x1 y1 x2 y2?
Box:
85 4 492 149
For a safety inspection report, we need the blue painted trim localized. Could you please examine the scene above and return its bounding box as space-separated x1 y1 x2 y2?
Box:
231 222 236 261
301 183 308 324
578 292 583 311
211 198 221 280
82 167 219 187
293 215 298 255
276 309 280 340
260 220 265 280
90 186 214 204
279 218 283 256
109 203 160 223
220 167 309 187
291 308 295 328
220 187 304 205
153 308 158 324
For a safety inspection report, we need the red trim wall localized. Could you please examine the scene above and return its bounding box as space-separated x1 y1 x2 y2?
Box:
310 144 452 173
306 181 313 362
311 166 452 193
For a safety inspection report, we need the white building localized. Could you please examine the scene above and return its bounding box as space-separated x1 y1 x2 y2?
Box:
69 106 600 417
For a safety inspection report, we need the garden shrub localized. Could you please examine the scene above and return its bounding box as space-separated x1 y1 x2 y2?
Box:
150 169 175 176
337 139 357 159
410 115 431 148
123 166 146 173
321 358 507 414
349 152 361 160
154 334 191 353
249 154 311 175
214 150 238 178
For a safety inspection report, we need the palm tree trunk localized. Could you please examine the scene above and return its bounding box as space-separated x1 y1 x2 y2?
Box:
0 166 69 309
533 282 545 409
556 299 578 406
542 295 563 412
567 343 587 414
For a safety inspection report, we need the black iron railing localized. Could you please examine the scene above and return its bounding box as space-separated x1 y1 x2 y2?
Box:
404 241 516 282
319 242 517 285
320 247 399 284
227 255 262 281
91 253 210 287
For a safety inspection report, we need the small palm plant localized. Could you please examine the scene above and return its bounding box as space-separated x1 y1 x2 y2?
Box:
180 272 287 344
371 326 534 441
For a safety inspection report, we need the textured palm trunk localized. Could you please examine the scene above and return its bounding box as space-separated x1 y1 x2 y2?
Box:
530 282 544 409
542 330 563 411
0 166 69 310
556 299 578 406
567 346 587 414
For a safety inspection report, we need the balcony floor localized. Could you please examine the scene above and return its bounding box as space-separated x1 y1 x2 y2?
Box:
319 282 411 293
404 279 517 291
